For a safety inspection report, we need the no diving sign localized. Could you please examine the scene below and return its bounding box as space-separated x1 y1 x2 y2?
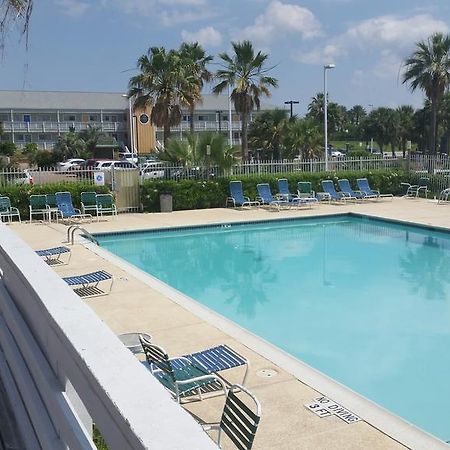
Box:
304 396 361 424
94 171 105 186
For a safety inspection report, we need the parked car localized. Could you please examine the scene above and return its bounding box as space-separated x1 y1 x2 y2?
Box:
96 160 138 170
118 152 139 164
140 162 166 180
11 169 33 185
330 150 344 158
57 158 85 172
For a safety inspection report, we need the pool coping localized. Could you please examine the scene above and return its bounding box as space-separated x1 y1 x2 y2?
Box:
86 212 449 450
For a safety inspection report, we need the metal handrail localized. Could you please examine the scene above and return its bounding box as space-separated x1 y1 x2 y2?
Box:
67 225 98 246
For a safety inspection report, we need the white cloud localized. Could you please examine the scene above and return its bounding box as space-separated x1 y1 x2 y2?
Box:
235 1 322 45
298 14 449 65
54 0 90 17
181 26 222 47
102 0 215 24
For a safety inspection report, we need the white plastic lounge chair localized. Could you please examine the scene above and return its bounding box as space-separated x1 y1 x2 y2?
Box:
62 270 113 298
202 384 261 450
35 246 71 266
438 188 450 204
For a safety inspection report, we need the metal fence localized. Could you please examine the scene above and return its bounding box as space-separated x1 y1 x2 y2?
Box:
1 154 450 193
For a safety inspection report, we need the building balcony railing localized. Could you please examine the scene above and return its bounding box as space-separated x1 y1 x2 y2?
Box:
1 121 127 133
160 120 242 133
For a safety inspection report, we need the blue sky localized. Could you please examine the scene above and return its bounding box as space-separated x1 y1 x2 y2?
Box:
3 0 450 114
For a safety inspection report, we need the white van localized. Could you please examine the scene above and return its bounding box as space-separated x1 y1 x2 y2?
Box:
118 152 138 164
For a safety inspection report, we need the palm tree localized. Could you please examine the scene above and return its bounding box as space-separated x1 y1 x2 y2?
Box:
128 46 194 147
1 0 32 46
213 40 278 159
403 33 450 154
248 109 288 159
283 118 323 160
396 105 415 156
179 42 213 134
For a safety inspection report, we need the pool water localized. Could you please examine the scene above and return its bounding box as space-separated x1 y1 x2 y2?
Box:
97 215 450 442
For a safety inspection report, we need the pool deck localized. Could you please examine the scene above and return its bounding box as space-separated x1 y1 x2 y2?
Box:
8 197 450 450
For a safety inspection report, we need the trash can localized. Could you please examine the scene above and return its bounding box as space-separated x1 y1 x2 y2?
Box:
160 193 173 212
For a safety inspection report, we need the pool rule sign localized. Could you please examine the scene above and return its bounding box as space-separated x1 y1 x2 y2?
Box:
304 396 361 424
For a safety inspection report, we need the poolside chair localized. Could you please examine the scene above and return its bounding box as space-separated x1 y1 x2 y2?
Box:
55 191 92 223
0 196 21 223
438 187 450 204
403 177 430 198
62 270 113 298
96 194 117 219
45 193 62 222
139 336 228 403
203 384 261 450
29 194 49 222
80 191 98 216
321 180 355 202
356 178 393 200
277 178 317 209
35 246 71 266
256 183 289 210
338 179 375 200
226 181 259 208
297 181 315 199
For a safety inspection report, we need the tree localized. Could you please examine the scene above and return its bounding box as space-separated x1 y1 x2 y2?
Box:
53 130 87 160
306 93 342 139
248 109 288 160
1 0 32 48
128 46 194 146
283 118 323 160
362 107 397 153
403 32 450 154
0 140 16 156
213 40 278 159
78 125 105 154
179 42 213 134
396 105 415 156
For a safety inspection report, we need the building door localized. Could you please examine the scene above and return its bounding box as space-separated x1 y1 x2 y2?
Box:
23 114 31 123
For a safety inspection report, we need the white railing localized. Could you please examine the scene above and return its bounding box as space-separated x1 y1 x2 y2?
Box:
168 121 241 132
0 224 217 449
2 121 126 133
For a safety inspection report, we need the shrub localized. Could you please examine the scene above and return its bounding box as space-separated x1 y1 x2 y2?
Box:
140 169 409 212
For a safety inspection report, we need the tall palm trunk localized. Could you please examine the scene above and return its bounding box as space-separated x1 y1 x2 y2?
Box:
241 112 249 160
163 123 170 148
430 98 438 155
189 104 195 134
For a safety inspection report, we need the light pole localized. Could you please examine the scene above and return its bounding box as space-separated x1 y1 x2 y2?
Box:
122 94 135 160
324 64 335 171
368 104 374 153
284 100 299 119
228 84 233 147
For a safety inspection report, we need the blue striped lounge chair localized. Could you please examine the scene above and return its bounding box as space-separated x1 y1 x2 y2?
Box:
321 180 355 202
139 335 249 404
35 246 71 266
338 179 375 200
256 183 289 210
62 270 113 298
226 181 259 208
55 191 92 223
356 178 393 200
278 178 317 209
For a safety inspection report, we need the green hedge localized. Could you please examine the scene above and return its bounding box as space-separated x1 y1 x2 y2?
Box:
141 169 409 212
0 182 110 219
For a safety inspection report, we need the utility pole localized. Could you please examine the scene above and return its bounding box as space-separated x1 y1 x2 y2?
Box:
284 100 299 119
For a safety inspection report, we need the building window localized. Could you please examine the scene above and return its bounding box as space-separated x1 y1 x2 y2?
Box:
23 114 31 123
182 115 189 121
111 115 117 122
16 134 24 141
25 134 32 142
89 115 97 121
38 134 46 141
67 115 76 121
104 115 110 121
198 116 205 121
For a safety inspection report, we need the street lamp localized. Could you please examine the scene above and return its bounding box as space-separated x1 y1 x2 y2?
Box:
368 104 374 153
122 94 135 160
284 100 299 119
227 84 233 147
324 63 335 171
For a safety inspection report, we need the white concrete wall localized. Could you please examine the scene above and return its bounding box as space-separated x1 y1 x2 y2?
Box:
0 223 217 450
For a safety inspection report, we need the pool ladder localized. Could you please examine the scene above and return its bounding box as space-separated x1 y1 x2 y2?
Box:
66 225 99 246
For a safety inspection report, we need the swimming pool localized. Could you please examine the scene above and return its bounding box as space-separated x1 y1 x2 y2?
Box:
96 214 450 442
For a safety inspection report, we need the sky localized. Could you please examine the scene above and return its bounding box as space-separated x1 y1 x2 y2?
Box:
2 0 450 115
